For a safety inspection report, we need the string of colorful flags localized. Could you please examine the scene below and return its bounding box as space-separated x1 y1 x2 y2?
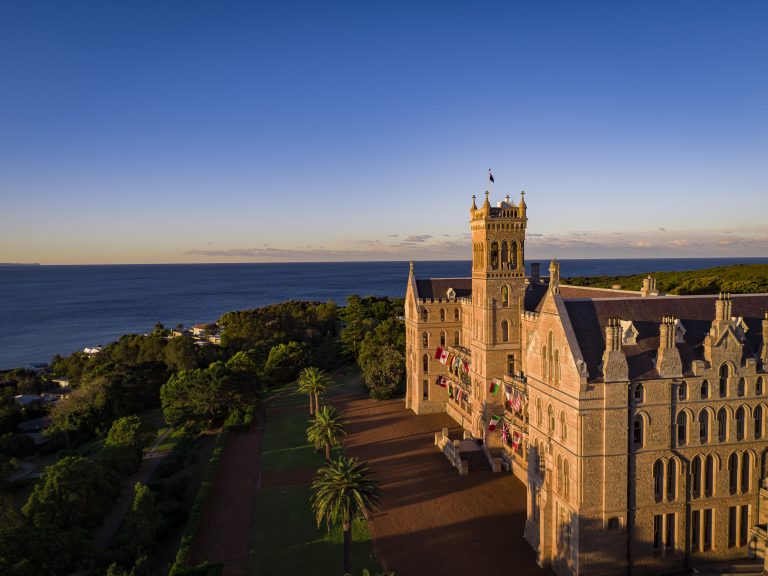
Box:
434 346 470 374
489 417 527 450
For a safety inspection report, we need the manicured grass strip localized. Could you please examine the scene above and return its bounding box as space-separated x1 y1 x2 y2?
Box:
260 408 331 472
251 484 379 576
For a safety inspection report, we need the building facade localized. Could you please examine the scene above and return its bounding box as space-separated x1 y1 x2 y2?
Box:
404 191 768 575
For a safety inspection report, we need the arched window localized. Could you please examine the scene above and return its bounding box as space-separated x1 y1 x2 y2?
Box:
563 459 570 499
754 405 763 439
699 410 710 444
701 379 710 399
421 308 429 322
738 378 745 397
548 404 555 432
501 285 509 307
547 331 555 383
735 406 745 441
501 320 509 342
422 353 429 373
560 411 567 441
667 459 677 501
676 411 687 446
541 345 548 379
453 331 460 347
440 308 446 322
554 349 561 386
536 398 542 425
422 331 429 348
634 383 644 404
490 241 499 269
511 241 519 269
454 308 460 321
556 454 563 494
653 459 664 501
501 241 509 268
741 452 751 493
717 408 728 443
705 455 715 497
678 381 687 401
439 331 446 347
757 376 764 396
719 363 731 398
633 414 644 447
729 452 739 494
691 456 702 498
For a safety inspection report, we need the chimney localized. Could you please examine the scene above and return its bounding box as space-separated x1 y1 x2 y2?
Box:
715 293 732 322
641 276 658 297
602 317 629 382
530 263 541 284
762 311 768 366
657 316 683 378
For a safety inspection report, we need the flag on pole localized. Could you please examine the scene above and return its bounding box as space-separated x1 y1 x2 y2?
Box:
439 348 449 364
489 379 500 394
501 422 509 443
434 346 443 361
488 169 495 183
488 414 501 431
512 431 521 450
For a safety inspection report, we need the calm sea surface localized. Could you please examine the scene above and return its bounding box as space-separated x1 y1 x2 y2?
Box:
2 258 767 370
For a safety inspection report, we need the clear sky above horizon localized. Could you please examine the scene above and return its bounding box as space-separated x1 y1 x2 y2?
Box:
1 1 766 264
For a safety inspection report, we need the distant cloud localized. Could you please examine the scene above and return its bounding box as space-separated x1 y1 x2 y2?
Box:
388 234 399 237
658 227 666 231
629 240 653 248
401 234 432 244
670 239 689 247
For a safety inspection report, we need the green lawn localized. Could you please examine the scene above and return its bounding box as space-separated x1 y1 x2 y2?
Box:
252 366 381 576
252 484 379 576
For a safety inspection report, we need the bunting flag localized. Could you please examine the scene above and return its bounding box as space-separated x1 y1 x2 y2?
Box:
488 414 501 431
501 422 509 443
434 346 444 361
462 360 470 374
504 384 512 407
512 391 523 413
439 348 449 364
438 377 448 388
448 385 454 399
511 431 521 450
489 380 500 394
446 353 455 367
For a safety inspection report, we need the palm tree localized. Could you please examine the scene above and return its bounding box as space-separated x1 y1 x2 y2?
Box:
307 405 346 461
311 456 382 576
297 367 331 415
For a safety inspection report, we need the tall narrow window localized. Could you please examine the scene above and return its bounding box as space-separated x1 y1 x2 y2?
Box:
667 459 677 501
490 241 499 269
541 345 548 379
501 241 509 268
717 408 727 442
536 399 542 425
501 285 509 307
677 412 687 446
511 241 519 269
421 308 429 322
757 377 764 396
691 510 700 551
634 383 644 404
560 411 567 441
691 456 701 498
653 514 662 552
422 354 429 373
728 506 737 547
548 404 555 432
719 363 731 398
741 452 751 493
729 452 739 494
633 415 644 448
740 505 749 547
440 308 446 322
422 379 428 400
563 459 570 499
699 410 709 444
653 460 664 501
701 379 710 399
554 349 560 385
666 513 675 550
737 378 745 397
735 407 745 441
454 330 460 347
678 381 687 401
422 331 429 348
440 331 446 347
556 454 563 494
754 405 763 439
507 354 515 376
705 455 714 497
501 320 509 342
703 509 713 550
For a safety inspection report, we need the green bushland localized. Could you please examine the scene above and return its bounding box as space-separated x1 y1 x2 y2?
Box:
565 263 768 295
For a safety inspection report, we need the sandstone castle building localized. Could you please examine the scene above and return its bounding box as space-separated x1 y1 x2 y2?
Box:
404 190 768 575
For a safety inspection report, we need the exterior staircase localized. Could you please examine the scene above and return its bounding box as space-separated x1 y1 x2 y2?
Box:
459 440 491 472
688 559 764 576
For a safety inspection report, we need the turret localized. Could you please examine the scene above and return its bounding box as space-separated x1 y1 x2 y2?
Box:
602 317 629 382
657 316 683 378
549 259 560 295
519 190 527 218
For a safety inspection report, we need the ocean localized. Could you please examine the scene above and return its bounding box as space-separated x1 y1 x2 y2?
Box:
2 257 767 370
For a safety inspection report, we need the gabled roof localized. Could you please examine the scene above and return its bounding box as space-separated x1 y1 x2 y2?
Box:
563 294 768 381
415 278 472 300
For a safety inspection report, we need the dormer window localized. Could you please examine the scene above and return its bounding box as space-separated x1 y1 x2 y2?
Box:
620 320 639 345
446 288 456 300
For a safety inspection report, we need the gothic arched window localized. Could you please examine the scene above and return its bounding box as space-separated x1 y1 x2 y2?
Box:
717 408 728 443
699 410 710 444
422 353 429 373
490 241 499 270
501 320 509 342
501 241 509 268
454 330 460 347
676 411 687 446
653 459 664 501
501 285 509 307
440 331 446 347
754 405 763 439
422 331 429 348
719 363 731 398
667 459 677 501
701 379 710 399
735 406 745 441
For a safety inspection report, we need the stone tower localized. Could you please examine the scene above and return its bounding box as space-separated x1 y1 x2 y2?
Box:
469 190 527 441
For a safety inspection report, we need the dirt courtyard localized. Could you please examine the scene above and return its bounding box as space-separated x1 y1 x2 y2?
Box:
335 393 545 576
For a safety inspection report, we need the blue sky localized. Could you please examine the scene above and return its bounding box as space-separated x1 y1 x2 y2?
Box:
1 1 766 264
